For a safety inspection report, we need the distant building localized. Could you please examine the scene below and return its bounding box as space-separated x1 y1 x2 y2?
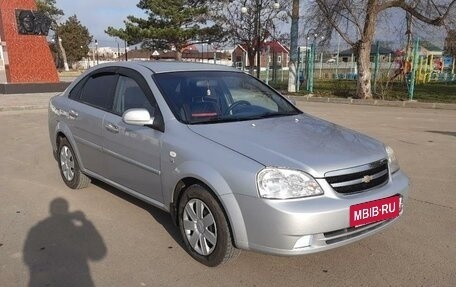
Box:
419 41 443 57
338 44 394 63
124 47 231 65
232 40 290 70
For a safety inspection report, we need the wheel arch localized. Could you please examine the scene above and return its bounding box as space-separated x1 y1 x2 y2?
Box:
170 175 248 249
53 123 86 171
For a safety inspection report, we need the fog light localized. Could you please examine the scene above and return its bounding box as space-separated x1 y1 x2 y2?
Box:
293 235 312 249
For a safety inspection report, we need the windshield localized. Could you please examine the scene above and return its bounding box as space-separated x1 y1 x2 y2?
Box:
153 71 301 124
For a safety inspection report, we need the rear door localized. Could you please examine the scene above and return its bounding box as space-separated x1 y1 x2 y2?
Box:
102 68 164 202
67 69 117 176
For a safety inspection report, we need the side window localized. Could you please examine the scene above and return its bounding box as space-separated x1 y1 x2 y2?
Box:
79 74 117 110
68 78 85 100
112 76 156 116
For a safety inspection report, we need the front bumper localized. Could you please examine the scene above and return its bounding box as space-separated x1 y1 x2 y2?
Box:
230 170 409 255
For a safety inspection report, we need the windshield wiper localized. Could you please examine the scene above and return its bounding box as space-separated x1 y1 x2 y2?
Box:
189 111 302 125
191 116 248 125
251 111 301 120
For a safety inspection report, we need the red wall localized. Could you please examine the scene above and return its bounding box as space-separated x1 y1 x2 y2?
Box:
0 0 59 83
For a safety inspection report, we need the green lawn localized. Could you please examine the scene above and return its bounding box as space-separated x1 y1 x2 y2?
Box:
268 79 456 104
58 70 84 77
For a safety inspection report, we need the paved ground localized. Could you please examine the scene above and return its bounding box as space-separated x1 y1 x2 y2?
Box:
0 103 455 286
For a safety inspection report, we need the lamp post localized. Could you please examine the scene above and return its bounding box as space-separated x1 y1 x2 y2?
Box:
116 38 120 61
241 0 280 79
95 39 99 65
203 43 206 63
307 33 324 93
302 35 310 90
125 40 128 61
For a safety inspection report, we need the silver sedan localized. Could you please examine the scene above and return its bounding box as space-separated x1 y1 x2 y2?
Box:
49 61 409 266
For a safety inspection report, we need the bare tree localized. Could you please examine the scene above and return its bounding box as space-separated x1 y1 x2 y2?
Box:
307 0 456 99
211 0 288 76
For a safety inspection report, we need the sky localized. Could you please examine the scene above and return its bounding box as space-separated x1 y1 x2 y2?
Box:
57 0 145 47
56 0 448 50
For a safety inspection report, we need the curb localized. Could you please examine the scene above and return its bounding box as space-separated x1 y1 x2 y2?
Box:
1 96 456 112
0 105 48 112
289 95 456 110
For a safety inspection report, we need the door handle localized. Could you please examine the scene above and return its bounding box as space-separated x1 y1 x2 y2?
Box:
68 110 79 119
105 123 119 134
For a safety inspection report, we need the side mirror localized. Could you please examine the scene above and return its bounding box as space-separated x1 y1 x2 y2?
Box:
122 109 154 126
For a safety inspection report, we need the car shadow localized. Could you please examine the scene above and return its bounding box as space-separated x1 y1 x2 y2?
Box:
91 179 185 249
23 198 107 287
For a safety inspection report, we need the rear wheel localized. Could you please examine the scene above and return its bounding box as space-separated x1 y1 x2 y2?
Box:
178 184 240 266
58 137 90 189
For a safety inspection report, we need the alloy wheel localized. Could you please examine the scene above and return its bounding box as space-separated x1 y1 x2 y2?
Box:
182 198 217 256
60 145 75 181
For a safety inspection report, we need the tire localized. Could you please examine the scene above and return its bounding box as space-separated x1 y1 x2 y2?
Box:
178 184 240 267
57 137 90 189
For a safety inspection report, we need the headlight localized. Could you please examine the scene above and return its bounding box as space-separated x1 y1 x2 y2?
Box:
386 146 400 174
257 168 323 199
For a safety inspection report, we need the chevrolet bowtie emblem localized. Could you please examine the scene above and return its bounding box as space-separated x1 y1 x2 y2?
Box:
362 175 373 183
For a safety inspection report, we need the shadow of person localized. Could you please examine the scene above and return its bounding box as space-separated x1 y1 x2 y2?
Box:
23 198 107 287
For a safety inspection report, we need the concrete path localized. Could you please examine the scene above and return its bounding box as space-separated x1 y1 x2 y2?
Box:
0 93 58 111
0 104 455 286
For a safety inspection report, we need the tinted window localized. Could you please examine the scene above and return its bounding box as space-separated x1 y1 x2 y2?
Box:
112 76 156 116
79 74 117 110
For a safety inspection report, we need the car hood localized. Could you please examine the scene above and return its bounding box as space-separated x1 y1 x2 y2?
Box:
187 114 387 177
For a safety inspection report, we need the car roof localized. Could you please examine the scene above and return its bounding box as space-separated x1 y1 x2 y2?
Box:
91 61 242 74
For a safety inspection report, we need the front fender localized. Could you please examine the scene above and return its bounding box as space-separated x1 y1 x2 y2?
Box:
165 160 250 249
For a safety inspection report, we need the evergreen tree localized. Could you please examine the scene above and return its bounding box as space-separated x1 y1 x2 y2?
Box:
58 15 92 66
106 0 223 60
36 0 63 22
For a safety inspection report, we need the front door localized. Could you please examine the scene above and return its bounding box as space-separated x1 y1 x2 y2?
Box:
103 71 163 202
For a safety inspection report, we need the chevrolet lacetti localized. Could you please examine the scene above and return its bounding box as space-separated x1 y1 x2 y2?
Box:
48 62 409 266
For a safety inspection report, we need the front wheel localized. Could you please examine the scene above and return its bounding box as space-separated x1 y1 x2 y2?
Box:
178 184 240 266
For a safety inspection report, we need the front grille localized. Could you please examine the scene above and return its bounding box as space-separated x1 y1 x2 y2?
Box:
325 159 389 194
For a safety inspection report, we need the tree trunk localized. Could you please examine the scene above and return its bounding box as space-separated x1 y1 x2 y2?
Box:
288 62 297 93
175 51 182 61
247 51 255 75
355 0 377 99
355 41 373 99
56 35 69 71
405 12 413 59
288 0 299 92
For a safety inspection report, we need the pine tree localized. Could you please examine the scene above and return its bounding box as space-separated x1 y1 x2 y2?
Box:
106 0 223 60
58 15 92 66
